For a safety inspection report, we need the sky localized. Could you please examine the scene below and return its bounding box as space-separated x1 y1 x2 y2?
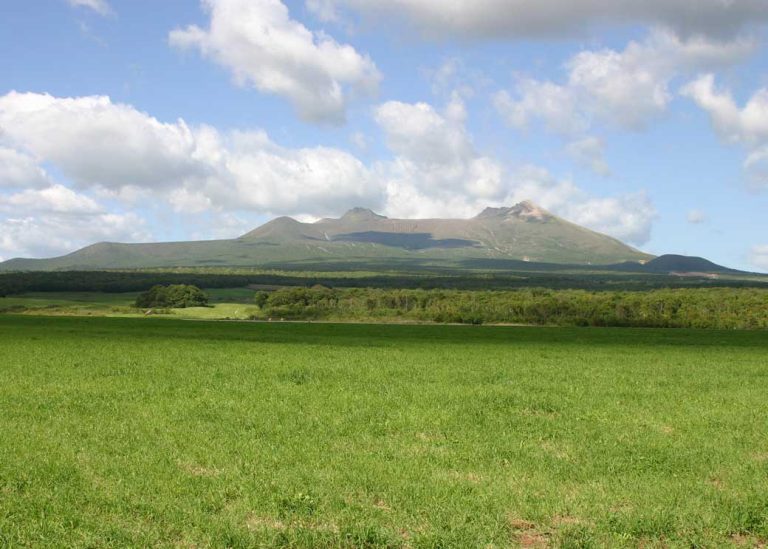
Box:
1 0 768 271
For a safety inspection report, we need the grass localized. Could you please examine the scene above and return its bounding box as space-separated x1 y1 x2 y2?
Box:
0 316 767 547
171 303 260 320
0 289 259 319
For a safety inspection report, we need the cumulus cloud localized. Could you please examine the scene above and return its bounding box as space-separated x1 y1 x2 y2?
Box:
500 166 655 244
0 145 149 258
209 130 382 214
374 99 655 243
0 147 50 189
0 91 382 220
170 0 380 124
559 191 656 245
493 29 754 178
494 80 585 135
682 75 768 145
307 0 768 39
66 0 111 16
750 245 768 271
0 212 149 260
0 185 102 215
375 98 505 208
0 92 208 190
496 29 755 135
682 75 768 189
376 98 471 167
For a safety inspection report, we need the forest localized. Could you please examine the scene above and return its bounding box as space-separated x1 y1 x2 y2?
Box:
254 286 768 329
2 268 767 296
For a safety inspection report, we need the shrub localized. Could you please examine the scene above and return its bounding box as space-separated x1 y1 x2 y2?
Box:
135 285 209 309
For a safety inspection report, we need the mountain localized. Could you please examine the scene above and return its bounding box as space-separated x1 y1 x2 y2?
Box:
638 255 738 274
0 201 656 271
610 255 744 275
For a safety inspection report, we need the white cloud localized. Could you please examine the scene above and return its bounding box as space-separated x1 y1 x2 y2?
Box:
212 130 382 215
0 149 148 258
494 80 585 135
0 92 208 190
374 99 655 243
0 147 50 189
561 192 656 245
0 91 381 217
207 213 259 240
566 136 610 176
496 29 755 135
0 185 101 215
682 75 768 145
502 166 655 244
687 209 706 224
0 212 148 260
375 99 471 167
493 29 754 179
749 245 768 271
169 0 380 124
66 0 111 16
565 45 671 131
682 75 768 190
307 0 768 39
374 98 505 204
168 188 214 214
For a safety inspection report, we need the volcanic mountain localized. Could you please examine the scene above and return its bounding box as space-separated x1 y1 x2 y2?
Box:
0 201 655 271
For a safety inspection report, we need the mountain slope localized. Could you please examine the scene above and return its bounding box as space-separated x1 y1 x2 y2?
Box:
0 202 653 271
608 255 745 275
641 255 739 274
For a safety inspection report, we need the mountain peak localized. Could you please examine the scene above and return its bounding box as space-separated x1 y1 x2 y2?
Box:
239 215 303 240
341 207 387 221
475 201 551 221
510 200 551 220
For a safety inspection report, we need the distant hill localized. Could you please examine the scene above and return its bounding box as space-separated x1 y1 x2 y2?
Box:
0 202 658 271
641 255 739 274
609 255 744 276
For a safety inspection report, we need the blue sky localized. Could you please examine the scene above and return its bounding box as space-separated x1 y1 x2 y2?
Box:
1 0 767 271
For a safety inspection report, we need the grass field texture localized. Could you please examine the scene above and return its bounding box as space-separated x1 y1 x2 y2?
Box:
0 317 767 547
0 290 260 320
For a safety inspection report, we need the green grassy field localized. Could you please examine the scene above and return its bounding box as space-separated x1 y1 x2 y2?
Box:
0 290 260 320
1 317 767 547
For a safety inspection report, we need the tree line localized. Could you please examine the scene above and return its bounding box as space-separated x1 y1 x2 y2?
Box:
2 269 767 296
253 286 768 329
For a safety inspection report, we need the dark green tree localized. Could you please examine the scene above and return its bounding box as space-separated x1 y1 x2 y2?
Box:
135 284 209 308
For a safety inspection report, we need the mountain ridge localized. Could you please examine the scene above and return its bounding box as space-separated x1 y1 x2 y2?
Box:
0 202 737 273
